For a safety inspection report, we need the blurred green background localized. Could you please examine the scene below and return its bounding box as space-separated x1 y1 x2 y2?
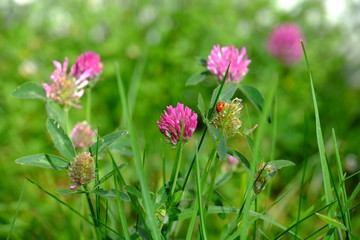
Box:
1 0 359 239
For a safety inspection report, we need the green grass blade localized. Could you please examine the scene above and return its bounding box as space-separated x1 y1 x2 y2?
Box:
316 213 348 231
295 113 310 239
237 75 277 239
181 63 230 192
108 149 131 240
301 41 334 215
273 202 335 240
332 129 352 231
116 63 161 240
344 182 360 211
195 142 208 239
26 178 93 225
7 180 26 240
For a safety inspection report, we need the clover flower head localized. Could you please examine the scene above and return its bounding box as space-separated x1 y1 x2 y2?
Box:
71 121 97 148
157 103 198 146
42 57 90 109
267 23 304 65
68 152 95 190
212 98 258 137
207 45 251 82
71 51 103 80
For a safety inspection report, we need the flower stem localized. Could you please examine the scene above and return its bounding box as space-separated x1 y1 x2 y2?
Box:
86 88 92 123
170 142 183 197
64 107 70 134
84 186 101 240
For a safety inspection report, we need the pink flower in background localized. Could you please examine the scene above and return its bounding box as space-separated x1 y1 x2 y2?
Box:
228 155 239 167
71 51 103 80
157 103 198 146
42 58 91 109
68 152 95 190
207 45 251 82
267 23 304 65
71 121 97 148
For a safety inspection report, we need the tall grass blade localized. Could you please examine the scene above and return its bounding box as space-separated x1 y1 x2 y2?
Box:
295 113 310 239
108 149 131 240
332 129 352 231
116 63 161 240
7 180 26 240
237 75 277 239
301 41 334 215
195 142 208 239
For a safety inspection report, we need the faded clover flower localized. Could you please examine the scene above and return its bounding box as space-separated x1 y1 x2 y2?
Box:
253 162 278 194
71 121 97 148
42 57 91 109
157 103 198 146
267 23 304 65
212 98 257 137
71 51 103 81
207 45 251 82
68 152 95 190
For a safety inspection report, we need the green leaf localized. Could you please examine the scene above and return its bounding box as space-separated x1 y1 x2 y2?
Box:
46 102 65 128
207 124 227 160
46 119 76 161
316 213 348 231
170 190 183 205
90 131 128 156
239 84 265 113
227 148 250 169
198 57 207 67
124 185 143 200
56 189 85 194
210 82 238 108
15 154 69 170
186 71 209 86
93 189 130 200
197 93 206 120
267 160 295 170
12 82 47 100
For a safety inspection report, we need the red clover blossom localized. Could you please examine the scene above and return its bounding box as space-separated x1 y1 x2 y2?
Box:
157 103 198 146
207 45 251 82
71 51 103 81
267 23 304 65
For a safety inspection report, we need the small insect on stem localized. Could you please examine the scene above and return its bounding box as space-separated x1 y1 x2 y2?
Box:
216 102 226 113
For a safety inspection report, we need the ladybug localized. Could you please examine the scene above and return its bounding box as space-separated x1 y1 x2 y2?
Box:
216 101 226 113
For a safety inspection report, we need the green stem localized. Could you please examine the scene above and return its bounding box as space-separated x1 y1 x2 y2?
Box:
87 88 92 123
64 107 70 134
84 186 101 240
204 154 220 208
170 142 183 196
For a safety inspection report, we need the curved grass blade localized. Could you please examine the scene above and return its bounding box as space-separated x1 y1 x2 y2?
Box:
7 180 26 240
26 178 93 225
302 40 334 207
316 213 348 231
